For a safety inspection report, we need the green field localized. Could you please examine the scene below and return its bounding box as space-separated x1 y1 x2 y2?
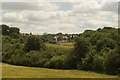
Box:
2 63 118 78
46 42 74 48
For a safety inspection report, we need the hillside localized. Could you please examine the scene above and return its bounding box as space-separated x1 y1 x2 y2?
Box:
2 25 120 75
2 63 118 78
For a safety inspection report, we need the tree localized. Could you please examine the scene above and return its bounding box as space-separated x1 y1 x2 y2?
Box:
1 24 10 35
57 33 63 41
74 37 90 58
105 49 120 75
10 33 19 39
90 32 105 45
24 36 45 52
74 37 90 68
9 27 20 34
82 30 94 38
1 24 20 35
96 38 116 52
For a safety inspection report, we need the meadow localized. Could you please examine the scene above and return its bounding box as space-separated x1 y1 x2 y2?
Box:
2 63 118 78
46 42 74 48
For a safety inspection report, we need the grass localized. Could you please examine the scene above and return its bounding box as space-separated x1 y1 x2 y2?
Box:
2 63 118 78
46 42 74 48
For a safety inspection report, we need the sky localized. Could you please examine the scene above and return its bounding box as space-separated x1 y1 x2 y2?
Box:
1 0 119 34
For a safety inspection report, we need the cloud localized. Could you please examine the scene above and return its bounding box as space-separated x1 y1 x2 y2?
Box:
71 2 118 13
72 2 102 13
2 2 59 11
2 0 119 2
2 0 39 2
3 12 27 23
2 2 118 34
101 2 118 13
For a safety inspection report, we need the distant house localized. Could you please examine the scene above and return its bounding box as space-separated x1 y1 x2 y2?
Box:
62 36 68 42
54 36 58 42
22 33 31 37
54 36 68 43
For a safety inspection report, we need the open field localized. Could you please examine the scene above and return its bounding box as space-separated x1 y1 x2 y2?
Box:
46 42 74 48
2 63 118 78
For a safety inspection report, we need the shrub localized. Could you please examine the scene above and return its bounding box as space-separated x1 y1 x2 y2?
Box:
81 49 104 72
81 54 93 70
24 36 45 52
74 37 90 66
64 53 77 69
44 55 66 69
92 54 104 72
25 51 50 67
96 38 116 52
105 50 120 75
2 43 24 62
10 33 20 39
2 36 11 43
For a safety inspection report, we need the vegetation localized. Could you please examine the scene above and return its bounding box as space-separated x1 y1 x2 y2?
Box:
1 24 120 76
1 24 20 35
24 36 45 52
2 63 118 78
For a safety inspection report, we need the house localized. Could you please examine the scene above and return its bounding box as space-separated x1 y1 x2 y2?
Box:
22 33 31 37
62 36 68 42
54 36 68 43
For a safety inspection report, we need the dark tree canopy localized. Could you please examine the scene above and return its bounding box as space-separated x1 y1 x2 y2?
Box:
9 27 20 34
25 36 45 52
1 24 20 35
1 24 10 35
74 37 90 63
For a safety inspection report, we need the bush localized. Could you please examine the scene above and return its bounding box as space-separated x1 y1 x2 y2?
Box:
44 55 66 69
2 36 11 43
23 51 50 67
105 50 120 75
2 43 25 63
81 49 104 72
64 53 77 69
10 33 20 39
24 36 45 52
81 53 94 70
96 38 116 52
74 37 90 63
92 54 104 72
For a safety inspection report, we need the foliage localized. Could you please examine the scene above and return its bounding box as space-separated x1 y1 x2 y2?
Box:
96 37 116 52
2 24 120 75
44 55 66 69
10 33 20 39
9 27 20 34
74 27 119 74
24 36 45 52
1 24 20 35
105 49 120 75
74 37 90 64
1 24 10 35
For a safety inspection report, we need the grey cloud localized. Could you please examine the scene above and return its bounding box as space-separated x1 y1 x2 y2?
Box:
2 2 118 34
2 2 59 11
2 0 39 2
2 2 39 10
101 2 118 13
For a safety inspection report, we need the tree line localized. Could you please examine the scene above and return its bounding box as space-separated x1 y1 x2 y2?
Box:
1 24 120 75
